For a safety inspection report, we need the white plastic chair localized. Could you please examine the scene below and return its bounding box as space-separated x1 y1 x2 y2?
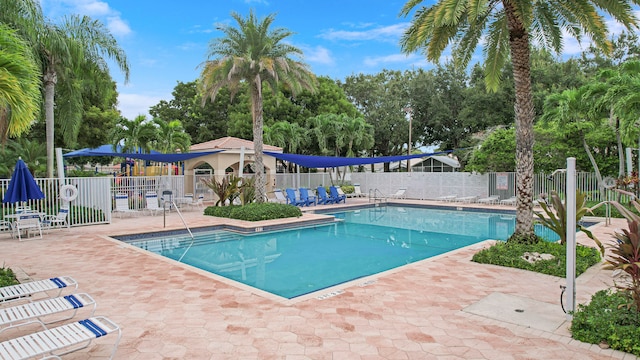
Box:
13 213 42 241
143 192 162 216
114 193 138 218
42 204 70 231
270 189 287 204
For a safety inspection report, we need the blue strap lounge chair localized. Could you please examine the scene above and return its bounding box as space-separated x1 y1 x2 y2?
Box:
329 186 346 204
299 188 317 206
0 316 122 360
0 276 78 304
316 186 334 205
285 188 306 206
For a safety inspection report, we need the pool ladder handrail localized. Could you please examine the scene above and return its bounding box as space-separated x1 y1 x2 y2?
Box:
368 188 387 205
166 200 195 262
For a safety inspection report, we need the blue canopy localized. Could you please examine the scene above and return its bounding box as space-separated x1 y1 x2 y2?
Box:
264 150 453 168
64 145 223 162
2 159 45 204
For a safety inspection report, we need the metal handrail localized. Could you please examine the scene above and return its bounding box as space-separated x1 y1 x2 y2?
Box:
162 200 194 262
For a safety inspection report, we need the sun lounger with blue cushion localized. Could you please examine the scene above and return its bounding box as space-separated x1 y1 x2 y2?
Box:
0 276 77 304
0 316 122 360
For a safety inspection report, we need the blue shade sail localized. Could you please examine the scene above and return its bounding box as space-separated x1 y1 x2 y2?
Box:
264 150 453 168
63 144 223 162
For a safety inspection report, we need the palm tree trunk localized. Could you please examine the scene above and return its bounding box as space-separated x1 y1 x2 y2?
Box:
44 67 57 178
581 134 606 201
505 2 535 238
251 77 267 202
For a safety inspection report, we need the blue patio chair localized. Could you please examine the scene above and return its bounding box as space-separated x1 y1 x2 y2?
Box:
285 188 306 206
329 186 346 204
299 188 317 206
316 186 334 205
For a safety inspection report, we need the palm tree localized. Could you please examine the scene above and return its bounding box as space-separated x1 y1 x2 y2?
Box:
0 24 41 142
110 115 157 154
400 0 639 240
152 118 191 154
1 0 130 177
264 121 307 172
199 10 317 202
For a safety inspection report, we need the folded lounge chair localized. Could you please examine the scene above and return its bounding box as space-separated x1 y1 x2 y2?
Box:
0 316 122 360
143 191 162 216
477 195 500 205
388 188 407 199
500 196 517 206
435 195 457 202
0 293 96 333
0 276 78 304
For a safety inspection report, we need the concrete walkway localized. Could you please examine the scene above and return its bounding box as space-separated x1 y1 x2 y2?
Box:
0 199 636 359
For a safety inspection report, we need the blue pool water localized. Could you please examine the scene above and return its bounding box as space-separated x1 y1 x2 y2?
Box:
121 206 561 299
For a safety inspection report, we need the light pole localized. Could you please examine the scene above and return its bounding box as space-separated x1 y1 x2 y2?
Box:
404 107 413 172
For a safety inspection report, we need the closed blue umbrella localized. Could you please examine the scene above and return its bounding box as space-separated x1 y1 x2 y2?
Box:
2 158 45 204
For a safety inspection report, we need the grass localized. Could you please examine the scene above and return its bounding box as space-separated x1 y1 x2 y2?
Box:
471 241 601 277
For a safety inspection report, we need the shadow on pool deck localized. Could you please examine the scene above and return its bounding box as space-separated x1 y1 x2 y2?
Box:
0 199 635 359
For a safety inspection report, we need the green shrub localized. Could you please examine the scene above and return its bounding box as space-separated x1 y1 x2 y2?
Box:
472 241 601 277
204 203 302 221
0 267 18 287
341 185 354 195
571 290 640 356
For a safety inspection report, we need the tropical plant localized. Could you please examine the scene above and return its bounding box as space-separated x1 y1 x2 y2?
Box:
0 24 41 142
199 10 317 202
399 0 640 242
110 115 157 154
0 0 130 177
606 199 640 311
534 190 603 253
202 175 242 206
238 176 256 205
151 118 191 154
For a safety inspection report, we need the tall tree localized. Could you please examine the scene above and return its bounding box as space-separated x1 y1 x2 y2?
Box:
110 115 156 154
1 0 130 177
400 0 640 241
0 24 41 142
152 118 191 154
199 10 317 202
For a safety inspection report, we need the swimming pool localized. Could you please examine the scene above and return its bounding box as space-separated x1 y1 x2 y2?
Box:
119 206 558 299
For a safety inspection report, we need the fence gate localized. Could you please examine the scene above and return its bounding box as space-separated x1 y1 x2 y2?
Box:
194 169 213 200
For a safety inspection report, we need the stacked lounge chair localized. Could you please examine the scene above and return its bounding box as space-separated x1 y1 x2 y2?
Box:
0 276 122 359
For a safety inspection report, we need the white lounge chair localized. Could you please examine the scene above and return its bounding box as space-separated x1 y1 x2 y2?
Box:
269 189 287 204
114 193 138 218
0 276 78 304
477 195 500 205
435 195 457 202
0 316 122 360
41 203 70 231
143 192 162 216
348 184 366 198
455 196 478 203
188 194 205 210
388 188 407 199
500 196 517 206
0 293 96 333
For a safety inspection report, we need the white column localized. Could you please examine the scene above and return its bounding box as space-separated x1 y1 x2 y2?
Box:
566 157 576 320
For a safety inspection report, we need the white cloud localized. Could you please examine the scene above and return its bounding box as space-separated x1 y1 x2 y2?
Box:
75 0 110 16
301 46 335 65
319 23 409 43
106 16 131 36
363 53 420 67
117 93 167 119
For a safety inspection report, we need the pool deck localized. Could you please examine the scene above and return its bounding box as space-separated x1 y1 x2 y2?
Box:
1 198 637 359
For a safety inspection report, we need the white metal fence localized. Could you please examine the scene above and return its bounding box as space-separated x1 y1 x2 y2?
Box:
1 171 628 228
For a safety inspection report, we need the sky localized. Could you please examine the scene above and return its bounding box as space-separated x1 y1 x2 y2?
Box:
39 0 636 120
